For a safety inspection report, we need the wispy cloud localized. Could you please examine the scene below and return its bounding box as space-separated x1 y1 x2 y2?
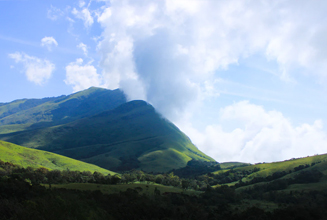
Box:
0 34 38 47
72 7 94 28
41 36 58 51
47 5 64 20
77 42 88 56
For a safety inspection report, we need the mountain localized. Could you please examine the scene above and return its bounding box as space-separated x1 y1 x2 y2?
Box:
0 88 214 172
0 87 126 134
0 140 115 175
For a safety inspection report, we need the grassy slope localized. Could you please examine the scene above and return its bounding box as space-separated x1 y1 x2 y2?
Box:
215 154 327 192
1 101 215 172
0 140 116 175
219 162 251 169
0 87 126 133
233 154 327 181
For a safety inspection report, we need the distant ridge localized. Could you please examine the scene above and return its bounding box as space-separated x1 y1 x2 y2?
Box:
0 87 126 133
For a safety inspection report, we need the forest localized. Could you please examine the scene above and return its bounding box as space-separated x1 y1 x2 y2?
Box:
1 159 327 220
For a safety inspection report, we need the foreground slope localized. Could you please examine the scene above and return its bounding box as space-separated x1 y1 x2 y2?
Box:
0 140 115 175
1 100 214 172
0 87 126 134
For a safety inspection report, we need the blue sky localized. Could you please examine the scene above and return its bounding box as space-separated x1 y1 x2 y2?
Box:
1 0 327 163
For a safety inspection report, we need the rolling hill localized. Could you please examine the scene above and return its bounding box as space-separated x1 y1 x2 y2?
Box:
212 154 327 192
0 140 115 175
0 91 215 172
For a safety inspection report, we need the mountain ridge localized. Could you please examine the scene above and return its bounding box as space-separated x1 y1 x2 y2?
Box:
0 88 215 172
0 87 126 133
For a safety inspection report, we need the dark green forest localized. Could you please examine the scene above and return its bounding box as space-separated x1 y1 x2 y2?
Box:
2 159 327 220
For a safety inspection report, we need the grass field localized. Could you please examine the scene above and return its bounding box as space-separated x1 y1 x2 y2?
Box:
0 140 116 175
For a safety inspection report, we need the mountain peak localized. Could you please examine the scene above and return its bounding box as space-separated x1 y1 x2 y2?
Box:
0 88 215 172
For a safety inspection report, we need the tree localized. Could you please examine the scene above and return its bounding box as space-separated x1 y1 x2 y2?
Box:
47 170 62 188
182 180 189 190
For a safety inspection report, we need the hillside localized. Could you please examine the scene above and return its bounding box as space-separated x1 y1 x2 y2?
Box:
0 140 115 175
0 87 126 134
0 100 214 172
210 154 327 192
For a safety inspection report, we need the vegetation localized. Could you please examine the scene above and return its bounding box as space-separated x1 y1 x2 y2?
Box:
3 87 327 219
210 154 327 187
170 159 221 178
0 140 115 175
2 160 327 219
0 87 126 133
0 98 214 172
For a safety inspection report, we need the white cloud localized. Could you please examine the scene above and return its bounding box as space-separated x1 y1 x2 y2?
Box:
65 58 103 92
79 0 85 8
41 36 58 51
93 1 327 162
72 7 94 28
9 52 55 85
178 101 327 163
77 42 88 56
96 0 327 120
47 5 64 20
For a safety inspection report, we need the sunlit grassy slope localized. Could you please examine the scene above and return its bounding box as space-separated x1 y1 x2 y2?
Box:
215 154 327 192
0 140 115 175
1 100 215 172
219 162 251 169
0 87 126 134
215 154 327 180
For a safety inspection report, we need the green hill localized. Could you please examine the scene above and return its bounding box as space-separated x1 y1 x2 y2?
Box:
0 100 215 172
214 154 327 180
0 140 115 175
211 154 327 192
0 87 126 134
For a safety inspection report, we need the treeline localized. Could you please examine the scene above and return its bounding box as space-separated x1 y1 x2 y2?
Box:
169 160 221 178
2 173 327 219
1 159 324 192
196 167 261 186
239 169 323 200
0 160 120 186
0 160 209 190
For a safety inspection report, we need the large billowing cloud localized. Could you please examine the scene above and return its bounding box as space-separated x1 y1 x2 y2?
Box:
65 58 103 92
179 101 327 163
9 52 55 85
90 0 327 162
96 0 327 118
